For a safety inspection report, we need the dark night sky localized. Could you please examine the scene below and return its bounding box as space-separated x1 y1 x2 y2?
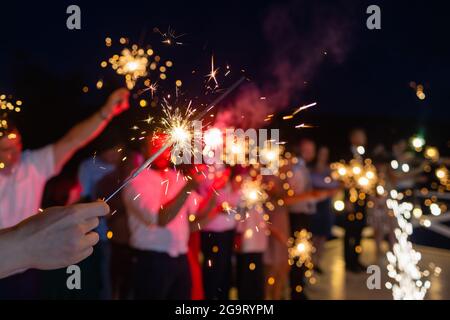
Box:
0 0 449 158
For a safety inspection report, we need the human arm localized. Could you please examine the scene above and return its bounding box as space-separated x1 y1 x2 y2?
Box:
53 89 129 171
283 188 337 206
189 192 220 232
0 202 109 279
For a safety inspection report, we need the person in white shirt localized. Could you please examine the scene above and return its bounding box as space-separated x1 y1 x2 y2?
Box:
200 166 241 300
0 88 129 229
0 88 129 298
123 135 216 299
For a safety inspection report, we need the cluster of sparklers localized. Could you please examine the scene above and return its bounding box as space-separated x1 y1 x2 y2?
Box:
331 157 378 195
385 198 431 300
385 138 449 299
328 137 448 299
97 30 334 296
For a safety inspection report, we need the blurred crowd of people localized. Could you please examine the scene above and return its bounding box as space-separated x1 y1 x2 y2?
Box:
0 88 440 300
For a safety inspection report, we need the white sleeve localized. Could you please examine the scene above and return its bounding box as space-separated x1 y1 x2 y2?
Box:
122 173 160 224
27 144 57 180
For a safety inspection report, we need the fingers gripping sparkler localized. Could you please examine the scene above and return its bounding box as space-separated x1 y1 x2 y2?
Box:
104 76 246 203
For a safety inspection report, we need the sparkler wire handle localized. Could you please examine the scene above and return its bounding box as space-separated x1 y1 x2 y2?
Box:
104 142 172 203
194 76 246 120
104 76 247 203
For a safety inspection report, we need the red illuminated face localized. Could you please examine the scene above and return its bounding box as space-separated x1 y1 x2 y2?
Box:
148 133 171 170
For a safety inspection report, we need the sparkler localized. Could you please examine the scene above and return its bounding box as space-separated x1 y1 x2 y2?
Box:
109 45 149 89
240 178 268 209
206 55 219 89
331 158 378 194
154 26 185 46
288 229 315 269
294 123 314 129
160 100 196 155
435 166 449 188
292 102 317 115
104 77 246 203
385 198 431 300
282 102 317 123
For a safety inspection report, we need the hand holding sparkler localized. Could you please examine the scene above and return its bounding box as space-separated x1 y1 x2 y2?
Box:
100 88 130 119
0 202 109 279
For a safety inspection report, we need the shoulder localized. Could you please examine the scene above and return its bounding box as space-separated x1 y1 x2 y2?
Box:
24 145 53 162
21 145 55 173
78 158 96 172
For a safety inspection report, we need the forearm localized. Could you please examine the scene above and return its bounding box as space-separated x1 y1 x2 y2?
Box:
158 189 190 227
54 110 109 170
0 227 29 279
190 209 219 232
194 192 216 221
268 225 288 245
190 198 219 232
283 190 319 206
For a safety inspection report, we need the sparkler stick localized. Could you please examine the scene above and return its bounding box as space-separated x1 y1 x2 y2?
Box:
105 76 246 203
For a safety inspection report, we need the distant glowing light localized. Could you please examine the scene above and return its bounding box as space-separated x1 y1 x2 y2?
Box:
356 146 365 155
430 203 441 216
334 200 345 212
358 177 369 187
411 136 425 151
424 147 439 161
376 185 385 195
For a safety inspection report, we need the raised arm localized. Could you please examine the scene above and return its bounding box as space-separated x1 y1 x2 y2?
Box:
283 188 337 206
53 88 129 171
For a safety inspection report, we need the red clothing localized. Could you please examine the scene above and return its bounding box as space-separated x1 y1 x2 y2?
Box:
188 231 204 300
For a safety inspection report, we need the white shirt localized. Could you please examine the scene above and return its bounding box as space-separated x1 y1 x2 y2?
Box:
123 168 201 257
288 159 316 215
0 145 56 229
203 184 240 232
236 208 268 253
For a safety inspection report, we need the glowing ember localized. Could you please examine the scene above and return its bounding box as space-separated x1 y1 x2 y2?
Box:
109 45 149 89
